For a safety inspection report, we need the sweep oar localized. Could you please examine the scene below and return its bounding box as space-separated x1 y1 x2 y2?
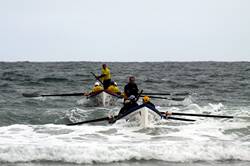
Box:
161 112 234 119
144 103 195 122
91 72 104 86
22 92 85 98
66 116 113 126
142 92 189 96
141 95 185 101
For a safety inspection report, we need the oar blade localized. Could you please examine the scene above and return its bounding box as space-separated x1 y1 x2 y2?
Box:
173 92 190 96
170 97 186 101
22 93 40 97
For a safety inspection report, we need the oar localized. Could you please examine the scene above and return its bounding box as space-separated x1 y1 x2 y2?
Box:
141 95 185 101
90 72 104 86
22 92 85 98
67 116 112 126
161 112 234 119
145 104 195 122
166 116 196 122
136 90 144 102
142 92 189 96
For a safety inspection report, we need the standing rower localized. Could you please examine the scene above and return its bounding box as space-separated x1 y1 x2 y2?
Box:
97 64 111 89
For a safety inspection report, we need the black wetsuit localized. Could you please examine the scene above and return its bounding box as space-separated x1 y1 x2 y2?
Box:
118 101 138 117
124 83 139 98
103 79 111 89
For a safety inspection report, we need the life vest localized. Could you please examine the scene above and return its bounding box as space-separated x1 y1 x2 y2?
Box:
107 85 120 94
92 85 103 93
101 67 111 81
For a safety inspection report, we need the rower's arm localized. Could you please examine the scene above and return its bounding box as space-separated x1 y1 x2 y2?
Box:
97 74 106 79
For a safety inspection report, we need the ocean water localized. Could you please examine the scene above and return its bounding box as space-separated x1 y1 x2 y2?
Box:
0 62 250 166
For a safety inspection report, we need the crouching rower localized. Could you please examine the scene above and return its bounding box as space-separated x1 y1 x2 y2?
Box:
106 81 121 95
109 95 138 123
84 82 103 96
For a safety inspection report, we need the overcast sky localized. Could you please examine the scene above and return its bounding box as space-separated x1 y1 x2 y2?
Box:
0 0 249 62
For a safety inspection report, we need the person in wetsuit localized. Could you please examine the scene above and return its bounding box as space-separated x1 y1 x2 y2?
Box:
124 76 139 99
109 95 138 123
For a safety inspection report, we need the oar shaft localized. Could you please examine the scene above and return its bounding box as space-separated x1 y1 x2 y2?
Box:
172 112 233 118
167 116 196 122
141 95 185 101
41 93 84 97
143 92 170 96
142 92 189 96
161 112 234 118
67 117 110 126
91 72 104 86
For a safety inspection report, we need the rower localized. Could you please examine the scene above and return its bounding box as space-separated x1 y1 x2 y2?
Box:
85 82 104 96
142 96 155 108
124 76 139 99
109 95 139 123
106 81 121 95
118 95 139 117
97 64 111 89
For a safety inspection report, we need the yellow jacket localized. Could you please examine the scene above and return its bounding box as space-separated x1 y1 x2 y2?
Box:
107 85 120 94
92 85 103 93
101 67 111 81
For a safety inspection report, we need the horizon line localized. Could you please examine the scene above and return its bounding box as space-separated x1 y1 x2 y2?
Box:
0 60 250 63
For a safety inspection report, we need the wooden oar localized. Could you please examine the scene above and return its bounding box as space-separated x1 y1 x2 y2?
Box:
161 112 234 119
141 95 185 101
22 92 85 98
142 92 189 96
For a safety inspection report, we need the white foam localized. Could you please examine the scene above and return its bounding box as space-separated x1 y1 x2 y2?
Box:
0 119 249 164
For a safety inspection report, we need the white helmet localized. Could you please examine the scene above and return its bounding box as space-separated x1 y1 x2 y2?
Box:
114 82 117 86
94 82 100 86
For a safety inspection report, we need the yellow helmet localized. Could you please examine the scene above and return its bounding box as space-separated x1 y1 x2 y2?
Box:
143 96 150 103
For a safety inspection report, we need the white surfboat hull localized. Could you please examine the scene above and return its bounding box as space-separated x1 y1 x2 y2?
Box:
117 105 162 128
88 91 121 107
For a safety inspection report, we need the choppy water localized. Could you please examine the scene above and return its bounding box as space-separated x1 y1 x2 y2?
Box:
0 62 250 166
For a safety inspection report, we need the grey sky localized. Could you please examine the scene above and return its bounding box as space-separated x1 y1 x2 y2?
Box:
0 0 249 62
